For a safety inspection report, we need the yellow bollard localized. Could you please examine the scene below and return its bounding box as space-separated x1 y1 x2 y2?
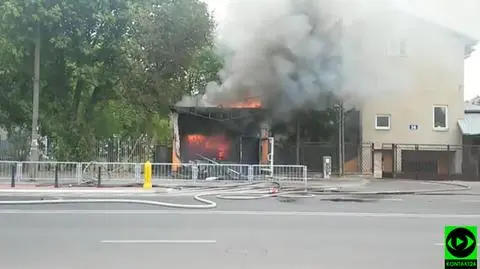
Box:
143 161 152 189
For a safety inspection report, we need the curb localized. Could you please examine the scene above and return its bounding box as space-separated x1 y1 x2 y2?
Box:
337 188 472 196
308 178 371 188
0 188 166 195
328 179 472 196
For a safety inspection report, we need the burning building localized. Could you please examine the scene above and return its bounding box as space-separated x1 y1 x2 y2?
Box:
169 0 356 173
171 91 361 175
170 96 273 173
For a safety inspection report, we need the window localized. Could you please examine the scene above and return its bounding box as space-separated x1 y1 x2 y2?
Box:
433 105 448 130
375 114 391 130
387 38 408 57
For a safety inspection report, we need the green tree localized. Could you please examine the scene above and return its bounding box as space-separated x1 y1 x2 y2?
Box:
124 0 216 113
0 0 216 160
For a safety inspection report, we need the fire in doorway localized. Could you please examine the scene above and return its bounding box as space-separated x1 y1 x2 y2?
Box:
170 96 272 178
184 134 231 161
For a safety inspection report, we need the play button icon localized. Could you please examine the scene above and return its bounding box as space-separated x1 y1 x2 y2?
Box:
446 227 477 259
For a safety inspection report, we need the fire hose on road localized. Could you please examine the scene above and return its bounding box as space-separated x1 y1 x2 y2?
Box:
0 182 321 208
0 181 471 209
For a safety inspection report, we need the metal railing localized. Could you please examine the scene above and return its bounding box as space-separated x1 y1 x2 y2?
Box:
0 161 308 187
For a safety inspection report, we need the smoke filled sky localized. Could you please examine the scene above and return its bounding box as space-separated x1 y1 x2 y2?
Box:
203 0 480 100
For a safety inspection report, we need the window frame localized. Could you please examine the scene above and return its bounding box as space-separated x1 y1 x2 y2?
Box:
433 105 448 130
375 114 391 130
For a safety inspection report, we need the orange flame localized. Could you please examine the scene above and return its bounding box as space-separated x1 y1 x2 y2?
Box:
185 134 230 161
186 134 206 144
228 98 262 108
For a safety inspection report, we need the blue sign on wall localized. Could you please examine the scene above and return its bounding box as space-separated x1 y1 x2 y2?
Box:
409 124 419 131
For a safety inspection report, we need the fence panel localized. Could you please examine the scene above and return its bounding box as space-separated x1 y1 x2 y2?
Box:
0 161 309 186
21 161 79 184
379 143 479 181
81 162 139 183
252 164 307 185
0 161 16 181
196 163 251 181
359 143 374 175
151 163 194 181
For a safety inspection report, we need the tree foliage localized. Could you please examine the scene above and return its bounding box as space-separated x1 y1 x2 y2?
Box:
0 0 220 160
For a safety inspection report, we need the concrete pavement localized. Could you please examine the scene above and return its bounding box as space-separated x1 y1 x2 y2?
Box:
1 194 480 269
0 177 473 195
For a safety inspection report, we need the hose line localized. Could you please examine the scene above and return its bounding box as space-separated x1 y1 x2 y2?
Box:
0 182 312 208
0 180 471 208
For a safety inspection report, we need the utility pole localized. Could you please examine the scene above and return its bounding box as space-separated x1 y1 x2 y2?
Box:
337 103 345 177
341 105 345 177
30 21 40 163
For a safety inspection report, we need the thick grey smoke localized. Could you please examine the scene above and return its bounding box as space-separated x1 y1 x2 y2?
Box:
178 0 343 114
177 0 416 117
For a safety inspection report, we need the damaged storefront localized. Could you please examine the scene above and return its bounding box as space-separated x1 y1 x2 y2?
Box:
170 104 273 174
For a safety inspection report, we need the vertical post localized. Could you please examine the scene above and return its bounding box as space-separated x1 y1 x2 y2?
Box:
143 161 152 189
76 163 82 185
134 163 141 183
247 165 253 183
341 110 345 176
357 144 361 173
447 145 451 176
296 119 300 165
269 137 274 178
191 162 198 184
54 164 59 188
97 166 102 188
11 164 16 188
337 103 345 176
30 21 41 163
303 166 308 192
371 143 375 175
392 144 396 178
16 163 23 182
259 122 270 166
415 144 419 180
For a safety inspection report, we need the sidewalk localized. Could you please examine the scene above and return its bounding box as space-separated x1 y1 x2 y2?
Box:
0 178 369 196
0 178 473 196
0 184 170 196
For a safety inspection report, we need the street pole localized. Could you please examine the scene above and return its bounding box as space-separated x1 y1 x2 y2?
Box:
341 104 345 177
30 21 40 163
337 103 345 177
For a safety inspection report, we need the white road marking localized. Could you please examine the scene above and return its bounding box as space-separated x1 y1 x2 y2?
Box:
0 209 480 218
100 240 217 244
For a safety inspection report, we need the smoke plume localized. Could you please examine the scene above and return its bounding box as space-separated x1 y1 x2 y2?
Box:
177 0 416 118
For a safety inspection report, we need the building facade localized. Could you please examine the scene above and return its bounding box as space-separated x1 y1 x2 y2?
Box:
342 8 476 178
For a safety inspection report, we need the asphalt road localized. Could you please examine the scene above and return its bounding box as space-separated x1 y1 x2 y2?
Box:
1 194 480 269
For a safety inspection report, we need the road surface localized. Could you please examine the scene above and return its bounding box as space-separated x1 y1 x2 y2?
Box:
0 194 479 269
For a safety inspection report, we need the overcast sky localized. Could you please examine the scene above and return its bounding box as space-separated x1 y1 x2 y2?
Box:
202 0 480 100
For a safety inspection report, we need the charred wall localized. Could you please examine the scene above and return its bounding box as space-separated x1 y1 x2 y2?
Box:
172 107 267 164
